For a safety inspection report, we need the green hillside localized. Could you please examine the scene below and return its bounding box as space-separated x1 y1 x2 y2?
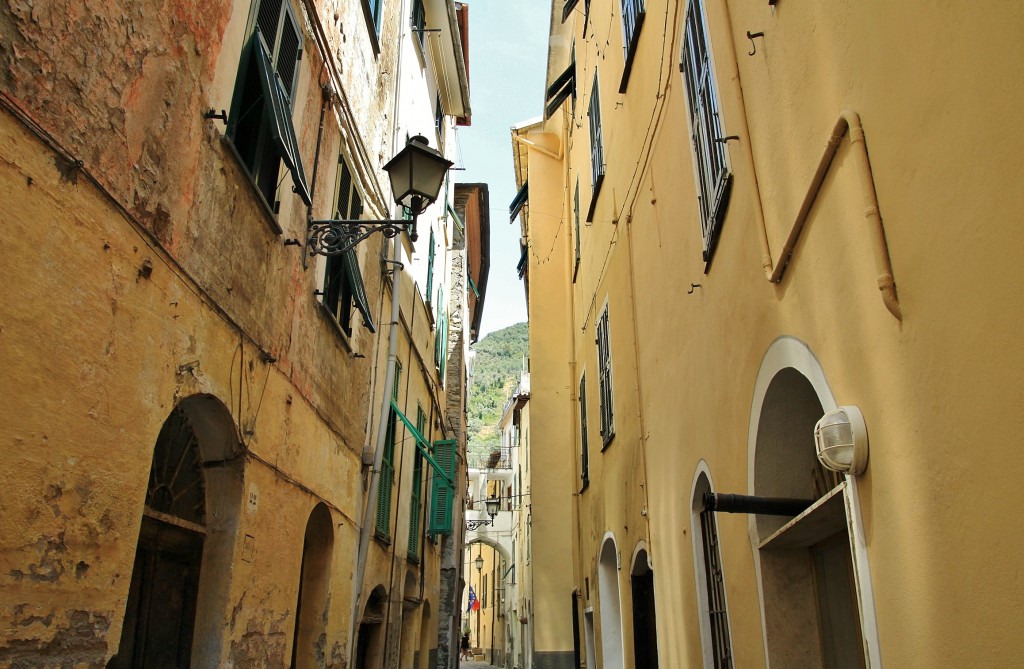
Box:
467 322 529 464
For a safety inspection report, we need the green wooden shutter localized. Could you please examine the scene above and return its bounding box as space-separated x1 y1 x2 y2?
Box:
428 439 457 535
408 407 427 559
376 412 396 538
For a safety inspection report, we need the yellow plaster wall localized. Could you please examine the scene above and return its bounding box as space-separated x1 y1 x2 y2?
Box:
531 0 1024 667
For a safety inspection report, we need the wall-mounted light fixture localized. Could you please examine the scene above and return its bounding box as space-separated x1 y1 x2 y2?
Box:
474 554 484 572
814 405 869 475
466 497 501 531
303 135 452 257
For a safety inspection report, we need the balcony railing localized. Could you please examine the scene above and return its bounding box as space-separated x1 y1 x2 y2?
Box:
468 447 512 470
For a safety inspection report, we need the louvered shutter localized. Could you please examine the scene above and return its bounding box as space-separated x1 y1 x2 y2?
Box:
429 439 457 535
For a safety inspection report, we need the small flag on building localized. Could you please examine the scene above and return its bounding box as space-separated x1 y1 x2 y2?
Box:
467 585 477 612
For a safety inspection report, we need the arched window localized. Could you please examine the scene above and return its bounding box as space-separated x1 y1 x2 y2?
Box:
691 467 733 668
597 536 624 669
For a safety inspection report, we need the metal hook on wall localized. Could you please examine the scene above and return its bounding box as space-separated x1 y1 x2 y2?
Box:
746 31 765 56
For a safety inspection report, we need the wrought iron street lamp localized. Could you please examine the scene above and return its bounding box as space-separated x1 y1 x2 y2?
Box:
466 497 501 531
474 554 484 572
305 135 453 257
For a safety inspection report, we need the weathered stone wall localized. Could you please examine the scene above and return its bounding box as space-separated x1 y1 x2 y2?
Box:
0 0 412 664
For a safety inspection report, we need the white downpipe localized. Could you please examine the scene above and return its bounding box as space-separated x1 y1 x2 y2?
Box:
349 233 403 666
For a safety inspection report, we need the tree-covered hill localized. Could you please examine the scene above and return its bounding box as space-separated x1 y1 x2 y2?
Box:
467 322 529 464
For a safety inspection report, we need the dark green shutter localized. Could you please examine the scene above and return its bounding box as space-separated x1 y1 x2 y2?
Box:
408 407 426 559
428 439 457 535
376 412 395 538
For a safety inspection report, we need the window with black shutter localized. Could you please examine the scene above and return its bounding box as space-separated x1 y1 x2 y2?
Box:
228 0 311 214
587 72 605 222
579 374 590 490
321 156 376 336
680 0 732 264
596 305 614 446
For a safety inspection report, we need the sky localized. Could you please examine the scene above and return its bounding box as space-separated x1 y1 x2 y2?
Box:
455 0 549 338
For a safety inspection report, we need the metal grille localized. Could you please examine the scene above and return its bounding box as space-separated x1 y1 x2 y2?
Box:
700 507 733 669
256 0 283 46
681 0 731 261
147 407 205 526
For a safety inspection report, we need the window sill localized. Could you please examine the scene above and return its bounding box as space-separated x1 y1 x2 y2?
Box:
373 532 392 547
601 431 615 451
315 301 357 355
579 479 589 494
220 135 283 235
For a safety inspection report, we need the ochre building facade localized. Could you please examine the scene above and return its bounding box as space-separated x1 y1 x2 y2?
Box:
514 0 1024 668
0 0 483 667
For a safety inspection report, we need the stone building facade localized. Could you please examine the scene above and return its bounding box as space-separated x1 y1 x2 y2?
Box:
0 0 482 667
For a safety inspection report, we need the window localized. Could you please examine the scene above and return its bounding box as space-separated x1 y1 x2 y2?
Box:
587 72 605 221
579 374 590 490
596 305 614 446
228 0 311 213
425 227 436 309
411 0 426 48
619 0 646 91
434 92 445 146
573 177 581 282
408 406 427 560
367 0 384 37
545 54 576 119
376 361 401 540
693 473 734 669
434 286 448 379
322 156 376 336
680 0 732 263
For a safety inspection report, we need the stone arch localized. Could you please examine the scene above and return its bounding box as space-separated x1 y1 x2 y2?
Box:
597 533 625 669
747 336 881 668
109 393 243 668
465 535 512 564
291 502 334 669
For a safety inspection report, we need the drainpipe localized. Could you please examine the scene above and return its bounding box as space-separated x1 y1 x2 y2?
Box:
350 233 403 667
762 111 902 320
702 492 813 517
511 133 563 161
717 1 901 320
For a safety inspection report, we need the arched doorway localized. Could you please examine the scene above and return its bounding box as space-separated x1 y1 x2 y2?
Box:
417 600 432 669
356 585 388 669
291 503 334 669
749 338 880 668
630 546 659 669
109 394 242 668
597 535 624 669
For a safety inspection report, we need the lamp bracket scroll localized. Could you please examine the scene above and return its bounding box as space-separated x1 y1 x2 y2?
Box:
466 518 494 531
305 218 411 257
